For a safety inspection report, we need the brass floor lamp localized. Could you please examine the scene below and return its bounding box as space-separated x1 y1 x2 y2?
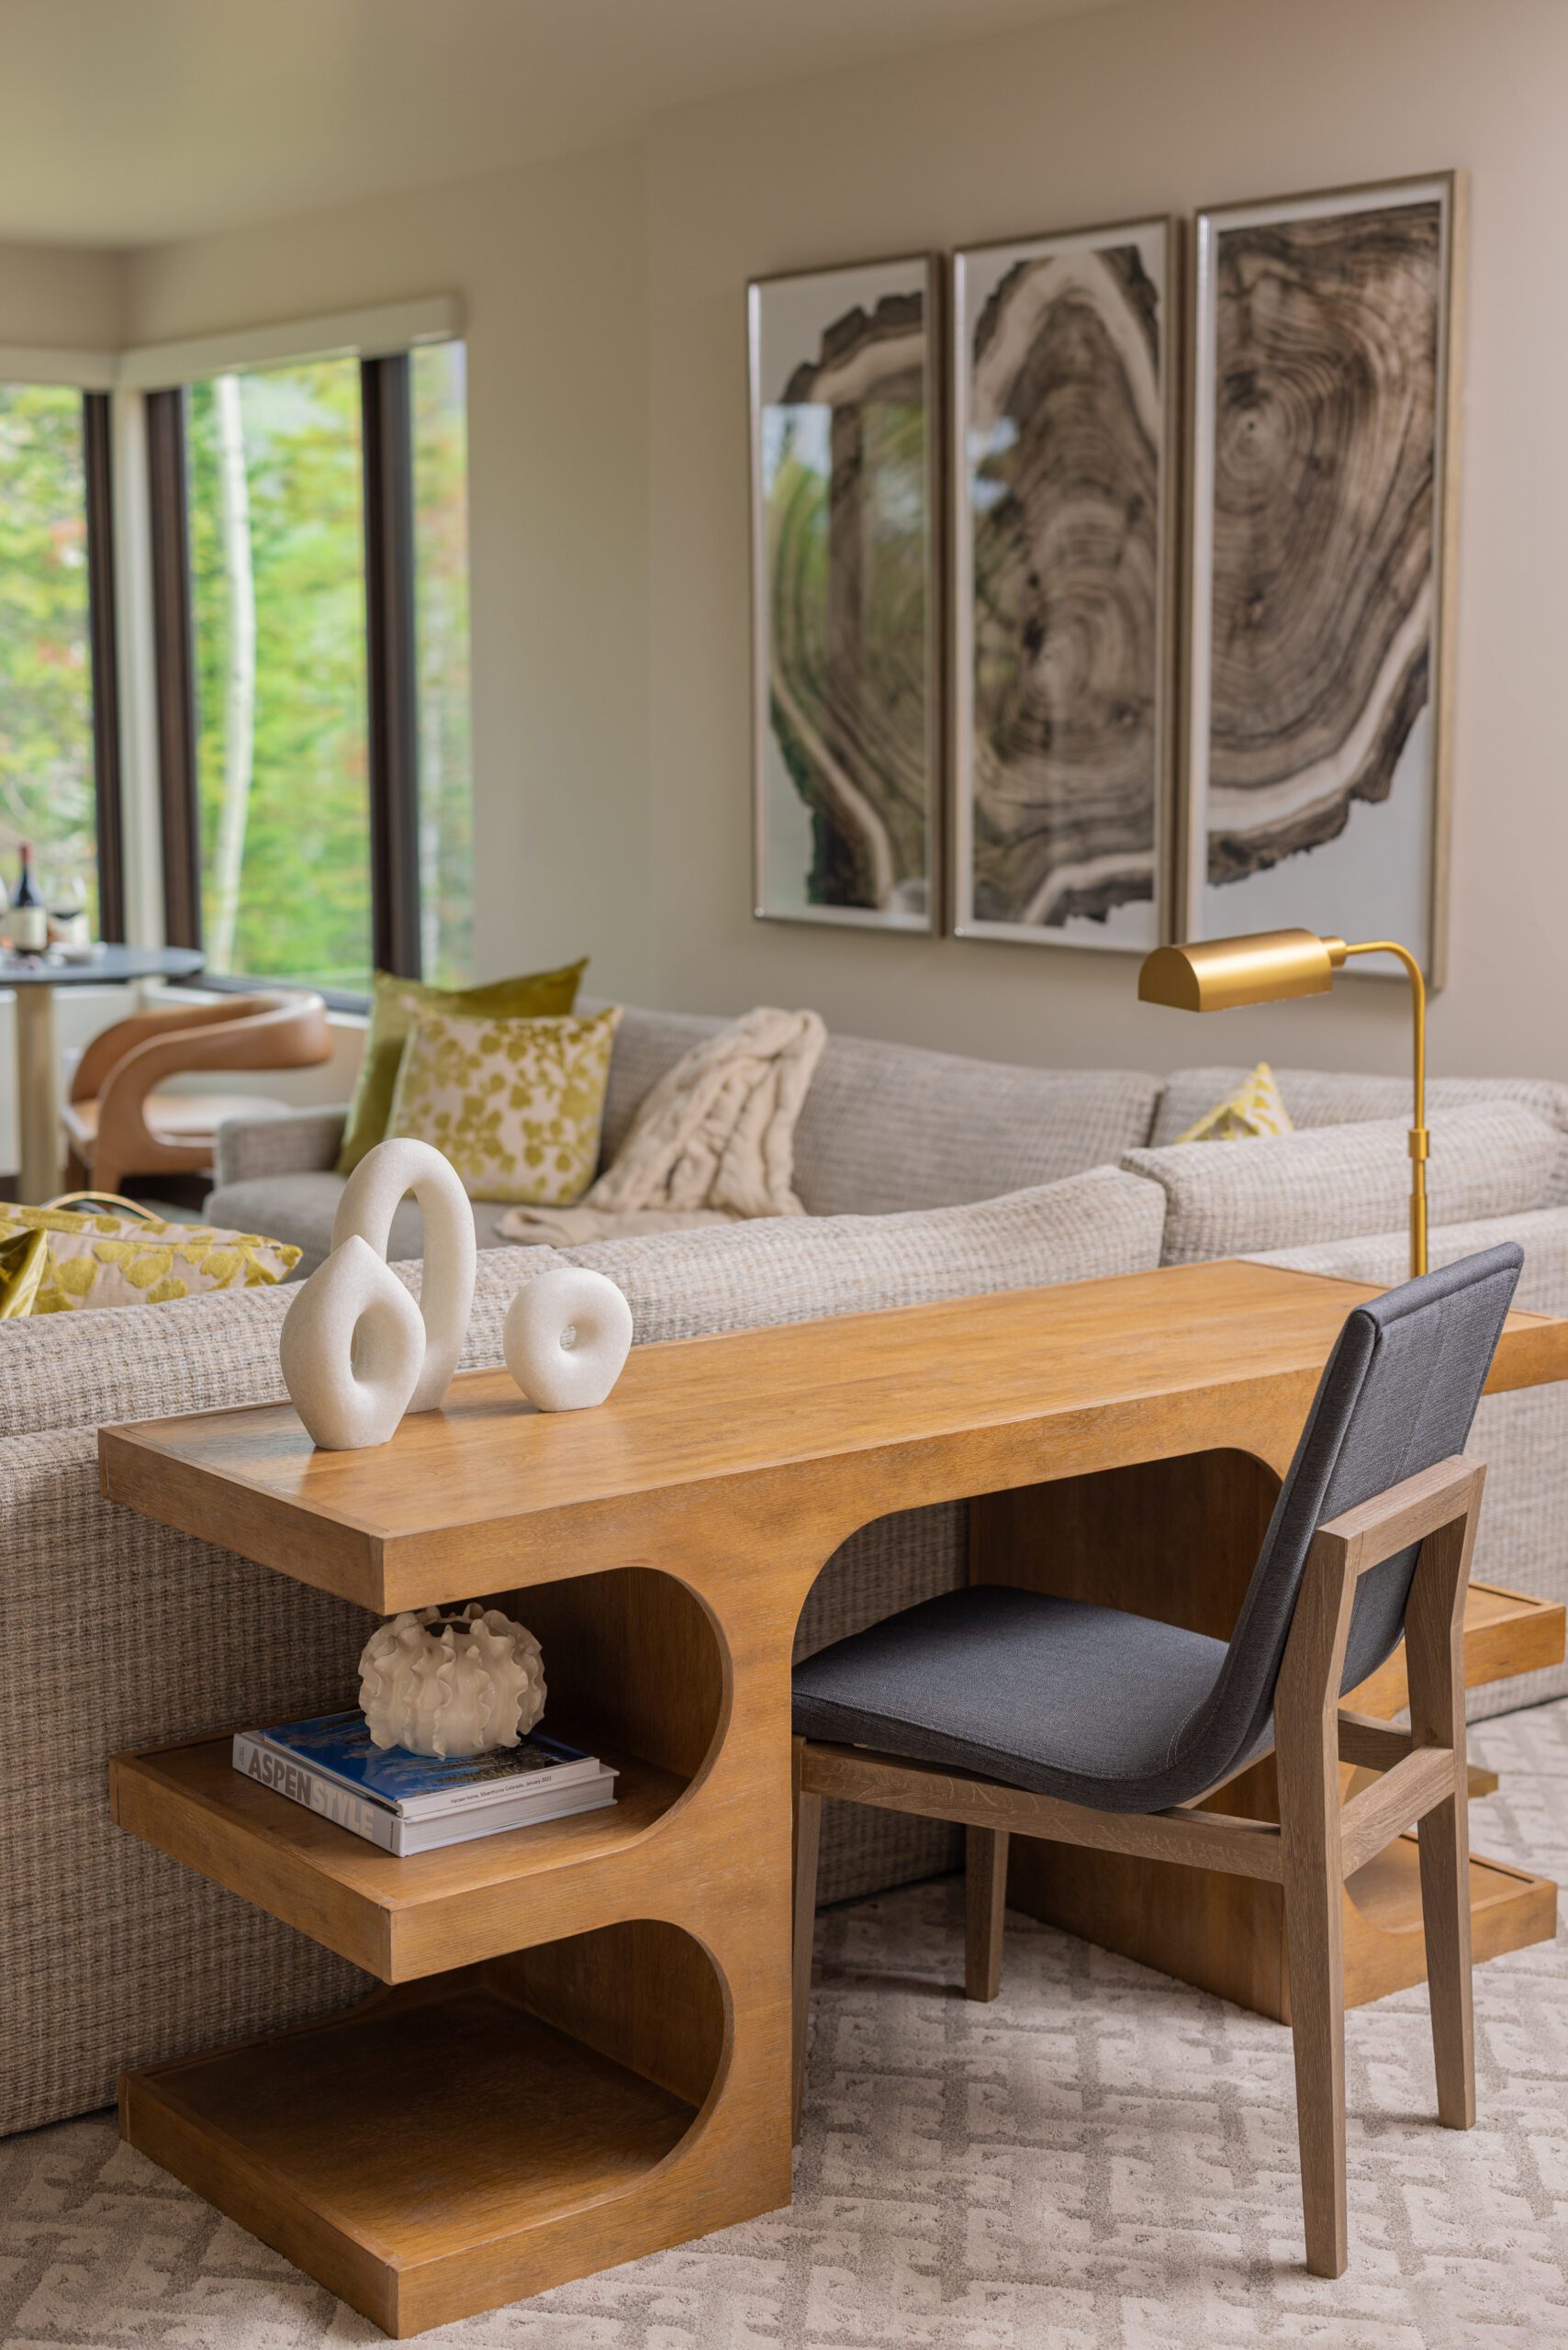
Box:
1137 928 1429 1278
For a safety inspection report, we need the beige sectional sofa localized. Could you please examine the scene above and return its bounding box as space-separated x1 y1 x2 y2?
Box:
6 1002 1568 2140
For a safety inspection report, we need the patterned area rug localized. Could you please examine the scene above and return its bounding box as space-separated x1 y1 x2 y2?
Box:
4 1701 1566 2350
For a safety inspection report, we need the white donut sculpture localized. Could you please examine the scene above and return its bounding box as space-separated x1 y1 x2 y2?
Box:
504 1266 633 1412
279 1137 477 1449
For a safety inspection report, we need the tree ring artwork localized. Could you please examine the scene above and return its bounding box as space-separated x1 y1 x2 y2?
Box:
952 220 1172 950
1188 178 1459 968
749 258 937 931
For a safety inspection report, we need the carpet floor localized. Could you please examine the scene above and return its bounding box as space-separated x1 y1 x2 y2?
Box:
4 1700 1566 2350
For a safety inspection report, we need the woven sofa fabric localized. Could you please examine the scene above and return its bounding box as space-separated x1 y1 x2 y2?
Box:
0 1427 376 2137
209 1006 1166 1249
1125 1104 1561 1266
558 1165 1166 1343
0 1244 567 1439
796 1248 1522 1815
212 1105 348 1190
1252 1205 1568 1718
205 1175 542 1276
793 1585 1232 1803
1151 1065 1568 1164
598 1006 1166 1214
790 1037 1163 1215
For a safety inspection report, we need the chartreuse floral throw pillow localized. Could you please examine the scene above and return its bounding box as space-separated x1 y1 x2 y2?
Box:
387 1003 622 1204
0 1203 300 1313
336 958 589 1177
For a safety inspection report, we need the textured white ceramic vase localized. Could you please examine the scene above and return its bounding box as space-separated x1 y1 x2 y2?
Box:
504 1265 633 1411
358 1602 546 1758
280 1136 477 1449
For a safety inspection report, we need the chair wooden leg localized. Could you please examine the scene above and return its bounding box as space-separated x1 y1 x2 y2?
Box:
1276 1547 1353 2280
1405 1507 1480 2131
964 1826 1008 2001
1416 1794 1475 2128
1281 1829 1347 2277
791 1738 823 2145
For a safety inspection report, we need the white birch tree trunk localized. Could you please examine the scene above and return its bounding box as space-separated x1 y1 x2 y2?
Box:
209 372 256 975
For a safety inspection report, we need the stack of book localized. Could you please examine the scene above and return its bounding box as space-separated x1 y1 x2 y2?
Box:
232 1710 617 1855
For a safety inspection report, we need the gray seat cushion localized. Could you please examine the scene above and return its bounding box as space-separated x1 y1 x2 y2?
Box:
792 1584 1234 1809
797 1245 1524 1818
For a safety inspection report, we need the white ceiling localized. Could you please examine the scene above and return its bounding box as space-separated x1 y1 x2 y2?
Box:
0 0 1127 250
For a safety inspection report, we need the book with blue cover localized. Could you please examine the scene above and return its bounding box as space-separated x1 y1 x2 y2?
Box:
252 1708 602 1818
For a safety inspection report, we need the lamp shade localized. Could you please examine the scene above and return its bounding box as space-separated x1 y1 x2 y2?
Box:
1137 928 1348 1013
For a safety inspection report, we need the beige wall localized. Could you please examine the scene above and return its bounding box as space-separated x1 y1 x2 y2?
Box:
124 146 654 1010
11 0 1568 1112
643 0 1568 1081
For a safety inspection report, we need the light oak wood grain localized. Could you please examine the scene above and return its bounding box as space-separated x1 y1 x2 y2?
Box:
97 1261 1564 1614
103 1264 1568 2329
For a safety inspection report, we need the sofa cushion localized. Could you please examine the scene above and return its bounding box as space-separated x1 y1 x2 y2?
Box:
1151 1064 1568 1164
790 1038 1164 1214
205 1174 536 1277
557 1164 1165 1342
597 1005 1163 1214
1124 1103 1562 1266
0 1242 566 1440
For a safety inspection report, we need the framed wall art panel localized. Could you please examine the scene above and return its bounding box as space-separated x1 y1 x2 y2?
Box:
951 217 1177 951
1184 173 1465 982
747 255 940 932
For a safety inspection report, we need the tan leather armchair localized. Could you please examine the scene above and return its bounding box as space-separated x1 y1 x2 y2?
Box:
62 990 333 1196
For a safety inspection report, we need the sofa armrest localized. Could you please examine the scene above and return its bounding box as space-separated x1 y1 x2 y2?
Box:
213 1106 347 1190
1247 1203 1568 1316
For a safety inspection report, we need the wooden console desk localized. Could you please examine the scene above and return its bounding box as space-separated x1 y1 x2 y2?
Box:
101 1260 1567 2335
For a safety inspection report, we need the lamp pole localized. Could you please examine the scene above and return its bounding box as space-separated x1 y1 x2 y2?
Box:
1325 939 1428 1278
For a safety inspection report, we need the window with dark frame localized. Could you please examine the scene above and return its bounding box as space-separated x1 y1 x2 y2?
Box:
0 382 124 941
147 340 473 1009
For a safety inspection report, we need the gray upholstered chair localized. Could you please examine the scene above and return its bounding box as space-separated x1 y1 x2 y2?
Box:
791 1244 1524 2277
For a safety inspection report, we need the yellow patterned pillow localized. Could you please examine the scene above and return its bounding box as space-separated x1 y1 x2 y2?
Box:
387 1003 622 1204
1176 1062 1294 1144
0 1227 49 1317
0 1203 300 1313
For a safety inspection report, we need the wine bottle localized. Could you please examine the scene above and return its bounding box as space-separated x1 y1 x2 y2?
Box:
10 845 47 953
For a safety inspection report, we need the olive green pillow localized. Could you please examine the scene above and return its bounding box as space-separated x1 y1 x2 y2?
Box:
337 959 588 1174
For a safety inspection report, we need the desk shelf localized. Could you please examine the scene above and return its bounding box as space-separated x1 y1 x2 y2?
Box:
120 1968 705 2338
111 1735 689 1980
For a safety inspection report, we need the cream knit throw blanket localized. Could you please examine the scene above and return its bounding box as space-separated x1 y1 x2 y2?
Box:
498 1006 826 1247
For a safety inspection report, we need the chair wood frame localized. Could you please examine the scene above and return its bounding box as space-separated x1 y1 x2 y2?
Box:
62 989 332 1193
792 1453 1486 2277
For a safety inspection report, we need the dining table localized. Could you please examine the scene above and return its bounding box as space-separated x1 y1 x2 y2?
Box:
2 942 205 1203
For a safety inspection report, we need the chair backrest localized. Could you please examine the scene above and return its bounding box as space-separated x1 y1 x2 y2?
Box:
1170 1243 1523 1797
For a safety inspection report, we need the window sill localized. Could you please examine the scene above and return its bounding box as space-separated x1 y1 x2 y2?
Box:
167 971 371 1019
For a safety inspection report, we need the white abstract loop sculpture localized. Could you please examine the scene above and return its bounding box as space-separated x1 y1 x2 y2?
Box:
358 1603 546 1758
504 1266 633 1412
278 1234 425 1451
280 1137 477 1449
332 1136 476 1414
